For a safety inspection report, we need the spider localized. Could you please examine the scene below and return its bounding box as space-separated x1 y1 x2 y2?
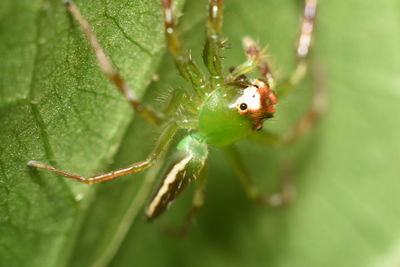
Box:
28 0 325 232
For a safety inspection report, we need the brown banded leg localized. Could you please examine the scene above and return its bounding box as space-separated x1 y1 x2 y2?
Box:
277 0 318 98
64 0 163 125
161 0 206 94
223 145 295 207
28 123 178 184
228 37 270 82
241 37 275 89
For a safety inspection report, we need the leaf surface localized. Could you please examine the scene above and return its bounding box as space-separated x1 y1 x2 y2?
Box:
1 0 400 266
108 0 400 267
0 0 182 266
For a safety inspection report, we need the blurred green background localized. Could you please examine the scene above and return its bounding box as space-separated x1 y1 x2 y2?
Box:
1 0 399 266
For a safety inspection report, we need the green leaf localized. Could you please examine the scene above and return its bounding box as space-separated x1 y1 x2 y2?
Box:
81 0 400 267
0 0 184 266
2 0 400 267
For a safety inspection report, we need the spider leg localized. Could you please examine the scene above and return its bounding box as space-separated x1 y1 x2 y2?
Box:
276 0 318 98
161 0 206 94
27 123 178 184
281 66 326 144
223 145 295 207
203 0 224 85
64 1 163 125
241 37 275 89
228 36 271 82
174 167 207 238
162 89 185 116
249 63 327 146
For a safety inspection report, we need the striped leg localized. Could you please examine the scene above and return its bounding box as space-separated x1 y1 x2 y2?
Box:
277 0 318 98
27 124 177 184
161 0 206 94
223 145 295 207
65 1 163 125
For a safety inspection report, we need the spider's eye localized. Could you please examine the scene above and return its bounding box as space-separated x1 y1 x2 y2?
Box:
240 103 247 111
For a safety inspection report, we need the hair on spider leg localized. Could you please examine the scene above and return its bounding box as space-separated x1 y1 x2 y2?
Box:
219 38 230 50
154 87 174 104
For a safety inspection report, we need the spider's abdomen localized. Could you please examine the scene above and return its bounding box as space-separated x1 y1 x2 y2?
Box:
198 89 252 146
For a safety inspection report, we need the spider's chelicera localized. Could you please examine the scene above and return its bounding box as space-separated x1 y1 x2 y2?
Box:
28 0 324 231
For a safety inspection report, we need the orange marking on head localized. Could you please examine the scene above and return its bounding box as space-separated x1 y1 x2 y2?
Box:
236 79 277 130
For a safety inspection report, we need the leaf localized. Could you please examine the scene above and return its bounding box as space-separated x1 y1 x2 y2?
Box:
0 0 184 266
73 0 399 267
2 0 400 267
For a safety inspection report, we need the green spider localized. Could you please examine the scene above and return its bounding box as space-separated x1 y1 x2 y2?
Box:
28 0 324 228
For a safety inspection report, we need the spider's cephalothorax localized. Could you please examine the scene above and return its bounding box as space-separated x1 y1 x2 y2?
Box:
197 79 277 147
234 79 277 130
29 0 322 233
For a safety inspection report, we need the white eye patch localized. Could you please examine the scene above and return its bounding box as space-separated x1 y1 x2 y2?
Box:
236 86 261 111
